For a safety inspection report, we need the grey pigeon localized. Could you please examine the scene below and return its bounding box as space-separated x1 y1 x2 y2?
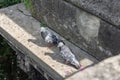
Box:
57 41 81 69
40 27 60 47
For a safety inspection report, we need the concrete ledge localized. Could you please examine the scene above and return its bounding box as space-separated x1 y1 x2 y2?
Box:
0 4 97 80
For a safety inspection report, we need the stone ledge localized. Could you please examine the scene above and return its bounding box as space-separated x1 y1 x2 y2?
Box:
66 54 120 80
0 3 97 80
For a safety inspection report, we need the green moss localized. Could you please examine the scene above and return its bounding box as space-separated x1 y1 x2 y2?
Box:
21 0 34 13
40 22 48 27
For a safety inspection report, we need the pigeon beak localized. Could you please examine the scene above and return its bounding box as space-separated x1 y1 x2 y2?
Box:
74 64 80 69
72 59 81 69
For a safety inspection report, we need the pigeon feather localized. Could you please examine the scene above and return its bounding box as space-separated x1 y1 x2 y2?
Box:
58 41 81 69
40 27 60 46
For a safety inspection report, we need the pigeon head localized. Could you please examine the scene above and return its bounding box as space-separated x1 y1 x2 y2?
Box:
40 27 46 32
71 58 80 69
57 41 65 48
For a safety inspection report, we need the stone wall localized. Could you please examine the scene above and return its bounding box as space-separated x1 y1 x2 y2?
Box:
66 54 120 80
30 0 120 60
65 0 120 28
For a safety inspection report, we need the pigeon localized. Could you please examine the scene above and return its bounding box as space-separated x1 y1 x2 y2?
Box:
40 27 60 47
57 41 81 69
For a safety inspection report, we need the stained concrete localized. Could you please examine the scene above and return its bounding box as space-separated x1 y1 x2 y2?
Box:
0 4 98 80
31 0 120 60
65 0 120 28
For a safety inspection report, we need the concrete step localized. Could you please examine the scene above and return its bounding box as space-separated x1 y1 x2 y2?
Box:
0 4 98 80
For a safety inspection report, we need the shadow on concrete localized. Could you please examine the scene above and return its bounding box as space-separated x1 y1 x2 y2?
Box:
0 27 64 80
0 3 99 79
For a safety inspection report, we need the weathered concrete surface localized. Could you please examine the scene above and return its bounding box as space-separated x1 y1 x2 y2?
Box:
31 0 120 60
65 0 120 28
0 4 97 80
66 54 120 80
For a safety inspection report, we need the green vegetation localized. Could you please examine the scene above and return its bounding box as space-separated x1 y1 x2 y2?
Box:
0 0 22 79
0 0 21 8
0 0 33 10
0 36 18 80
40 22 48 27
0 0 31 80
21 0 33 10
